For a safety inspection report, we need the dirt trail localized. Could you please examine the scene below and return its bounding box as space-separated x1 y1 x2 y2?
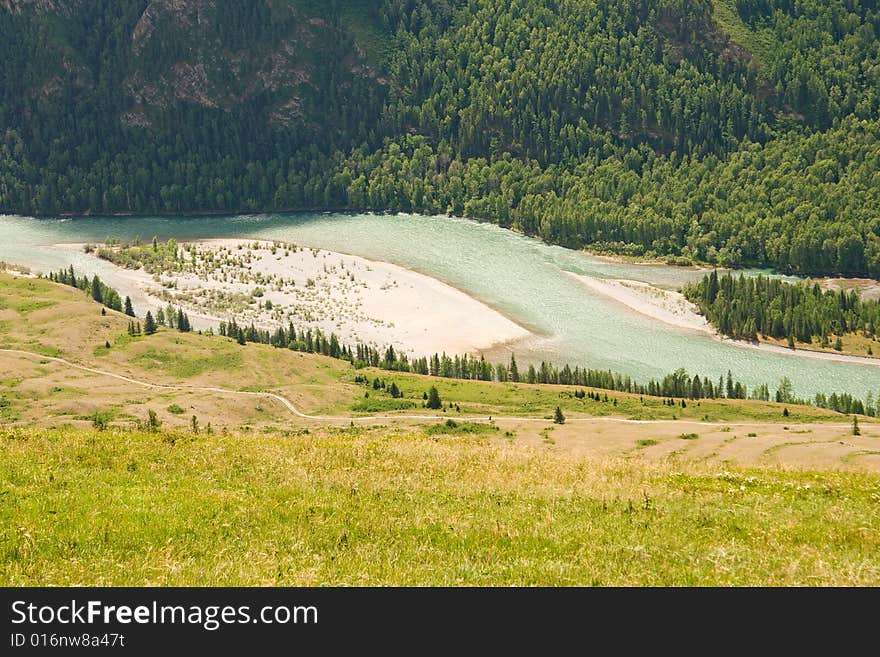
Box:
1 347 860 430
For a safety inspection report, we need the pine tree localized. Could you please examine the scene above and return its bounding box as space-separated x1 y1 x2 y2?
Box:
426 386 442 409
852 415 860 436
554 406 566 424
144 311 157 335
776 377 794 404
509 354 519 382
389 382 401 398
91 274 103 304
124 296 134 317
177 308 191 332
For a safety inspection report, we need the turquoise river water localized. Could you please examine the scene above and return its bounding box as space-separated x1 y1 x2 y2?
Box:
0 212 877 400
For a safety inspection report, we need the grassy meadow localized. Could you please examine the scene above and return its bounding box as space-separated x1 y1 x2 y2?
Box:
1 272 879 585
2 425 878 586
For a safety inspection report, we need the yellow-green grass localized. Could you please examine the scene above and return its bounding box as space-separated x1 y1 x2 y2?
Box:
0 351 300 436
0 274 357 416
759 333 879 361
349 370 856 424
0 273 869 427
711 0 775 69
2 426 877 586
2 274 879 585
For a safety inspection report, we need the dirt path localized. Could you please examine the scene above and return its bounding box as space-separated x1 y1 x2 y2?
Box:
2 347 861 431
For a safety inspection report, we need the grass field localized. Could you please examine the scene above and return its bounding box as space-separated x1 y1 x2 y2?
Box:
759 332 880 361
2 426 878 586
1 273 879 585
1 273 862 429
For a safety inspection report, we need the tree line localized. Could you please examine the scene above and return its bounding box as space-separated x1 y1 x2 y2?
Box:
684 270 880 346
216 308 880 415
39 266 880 416
48 266 127 315
46 266 192 332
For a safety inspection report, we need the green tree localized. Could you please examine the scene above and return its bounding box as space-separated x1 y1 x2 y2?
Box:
509 354 519 382
143 311 157 335
426 386 442 410
554 406 566 424
91 275 103 304
177 308 191 332
776 377 795 404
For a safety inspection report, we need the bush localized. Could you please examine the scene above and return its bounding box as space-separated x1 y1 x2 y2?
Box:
426 421 498 436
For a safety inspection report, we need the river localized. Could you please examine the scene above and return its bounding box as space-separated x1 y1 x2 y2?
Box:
0 212 877 400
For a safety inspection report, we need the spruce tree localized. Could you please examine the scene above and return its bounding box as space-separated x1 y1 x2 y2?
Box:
124 296 134 317
509 354 519 382
852 415 860 436
144 311 157 335
426 386 442 409
554 406 565 424
177 308 191 332
91 274 103 304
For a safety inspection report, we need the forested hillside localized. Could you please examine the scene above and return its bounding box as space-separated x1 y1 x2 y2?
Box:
2 0 879 276
684 270 880 346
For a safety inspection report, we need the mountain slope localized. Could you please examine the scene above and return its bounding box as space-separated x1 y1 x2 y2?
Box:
1 0 879 276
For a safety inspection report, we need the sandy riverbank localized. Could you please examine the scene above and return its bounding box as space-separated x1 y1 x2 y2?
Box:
570 272 880 368
568 273 714 334
817 277 880 302
70 239 530 356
